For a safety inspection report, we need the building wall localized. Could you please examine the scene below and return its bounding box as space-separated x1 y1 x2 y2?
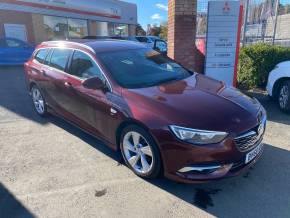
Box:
0 10 35 43
31 13 46 44
0 9 137 44
0 0 137 43
128 24 136 36
265 13 290 39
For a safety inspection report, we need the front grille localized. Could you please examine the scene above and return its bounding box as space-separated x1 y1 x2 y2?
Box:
234 124 265 151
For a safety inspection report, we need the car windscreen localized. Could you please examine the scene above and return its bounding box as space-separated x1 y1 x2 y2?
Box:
98 48 192 89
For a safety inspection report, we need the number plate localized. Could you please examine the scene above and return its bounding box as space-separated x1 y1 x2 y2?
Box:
245 143 263 164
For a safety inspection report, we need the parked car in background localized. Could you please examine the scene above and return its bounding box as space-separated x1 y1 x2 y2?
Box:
24 40 266 183
267 61 290 112
0 37 34 65
83 35 168 54
134 36 167 53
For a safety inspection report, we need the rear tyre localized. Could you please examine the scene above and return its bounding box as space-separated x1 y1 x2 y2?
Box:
120 125 162 179
31 85 48 117
278 80 290 113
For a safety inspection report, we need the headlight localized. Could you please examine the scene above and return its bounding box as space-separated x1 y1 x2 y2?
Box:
169 125 228 145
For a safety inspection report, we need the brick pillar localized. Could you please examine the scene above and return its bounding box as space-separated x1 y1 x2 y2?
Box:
168 0 204 73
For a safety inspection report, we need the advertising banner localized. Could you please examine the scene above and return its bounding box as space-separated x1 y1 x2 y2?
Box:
205 1 243 87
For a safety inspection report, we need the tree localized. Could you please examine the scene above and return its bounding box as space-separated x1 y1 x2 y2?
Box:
149 24 161 36
136 24 146 36
160 22 168 40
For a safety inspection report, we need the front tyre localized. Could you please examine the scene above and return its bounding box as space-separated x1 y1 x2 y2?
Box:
278 81 290 113
120 125 162 179
31 85 48 117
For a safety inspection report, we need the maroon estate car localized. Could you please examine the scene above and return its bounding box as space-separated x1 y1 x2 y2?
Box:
24 40 267 183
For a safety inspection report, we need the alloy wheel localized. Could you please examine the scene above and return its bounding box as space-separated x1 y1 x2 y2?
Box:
279 85 289 109
122 131 154 175
32 86 45 114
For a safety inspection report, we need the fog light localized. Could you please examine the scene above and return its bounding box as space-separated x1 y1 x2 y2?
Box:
178 164 233 174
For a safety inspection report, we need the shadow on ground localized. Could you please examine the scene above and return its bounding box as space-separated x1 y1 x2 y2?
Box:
0 66 48 124
0 183 35 218
246 90 290 126
1 67 290 217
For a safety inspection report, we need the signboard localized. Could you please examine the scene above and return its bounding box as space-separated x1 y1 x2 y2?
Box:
205 1 243 87
4 24 28 42
1 0 122 19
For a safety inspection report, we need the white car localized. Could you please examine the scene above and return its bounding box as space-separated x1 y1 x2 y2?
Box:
267 61 290 112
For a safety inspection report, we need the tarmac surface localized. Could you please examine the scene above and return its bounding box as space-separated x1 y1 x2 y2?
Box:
0 67 290 218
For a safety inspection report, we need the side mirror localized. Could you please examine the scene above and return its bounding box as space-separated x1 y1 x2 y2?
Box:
153 39 167 55
82 77 108 92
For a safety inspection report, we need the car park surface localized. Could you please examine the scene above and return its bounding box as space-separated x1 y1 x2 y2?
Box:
1 66 290 218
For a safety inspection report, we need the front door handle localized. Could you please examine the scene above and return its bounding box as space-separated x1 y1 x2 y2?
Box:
40 70 47 77
64 82 72 88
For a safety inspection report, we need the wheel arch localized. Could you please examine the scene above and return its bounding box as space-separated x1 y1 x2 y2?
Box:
29 81 38 92
115 118 151 150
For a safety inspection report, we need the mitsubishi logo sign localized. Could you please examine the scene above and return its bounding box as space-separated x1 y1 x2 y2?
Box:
205 1 243 86
223 1 230 13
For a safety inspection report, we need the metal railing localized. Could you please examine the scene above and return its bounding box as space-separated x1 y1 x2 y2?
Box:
196 0 290 47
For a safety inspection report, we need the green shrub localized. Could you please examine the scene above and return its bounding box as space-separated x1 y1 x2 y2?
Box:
238 43 290 89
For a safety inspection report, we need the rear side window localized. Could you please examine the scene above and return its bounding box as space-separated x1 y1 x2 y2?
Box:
6 39 24 48
136 37 149 43
34 49 49 64
49 48 72 71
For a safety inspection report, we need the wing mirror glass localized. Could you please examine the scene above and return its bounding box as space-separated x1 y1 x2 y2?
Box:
153 39 167 55
82 77 108 92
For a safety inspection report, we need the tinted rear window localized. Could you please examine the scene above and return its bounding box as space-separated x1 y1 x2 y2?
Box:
34 49 49 63
49 48 72 71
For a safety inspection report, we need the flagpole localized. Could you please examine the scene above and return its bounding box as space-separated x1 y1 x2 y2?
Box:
272 0 279 45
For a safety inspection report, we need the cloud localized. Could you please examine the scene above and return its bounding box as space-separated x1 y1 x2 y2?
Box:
156 3 168 11
151 13 163 20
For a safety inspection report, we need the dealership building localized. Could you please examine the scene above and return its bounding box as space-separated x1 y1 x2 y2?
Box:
0 0 137 44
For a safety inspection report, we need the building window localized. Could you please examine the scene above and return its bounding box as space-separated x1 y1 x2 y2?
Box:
68 18 88 39
115 24 129 36
44 16 88 40
108 23 129 36
44 16 68 40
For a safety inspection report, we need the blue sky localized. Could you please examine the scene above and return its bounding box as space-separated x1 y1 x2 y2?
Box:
124 0 169 29
124 0 209 29
124 0 290 29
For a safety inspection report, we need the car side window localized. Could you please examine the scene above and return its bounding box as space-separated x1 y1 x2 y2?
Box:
136 37 148 43
69 50 105 81
49 48 72 71
34 49 49 64
6 39 24 48
43 49 52 65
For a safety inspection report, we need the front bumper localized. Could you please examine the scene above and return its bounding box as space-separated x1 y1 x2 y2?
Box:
152 128 265 183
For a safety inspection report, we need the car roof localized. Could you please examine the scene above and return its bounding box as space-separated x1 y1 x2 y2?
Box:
40 39 147 53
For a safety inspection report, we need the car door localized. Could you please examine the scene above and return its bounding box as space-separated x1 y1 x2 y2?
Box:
59 50 116 141
27 48 50 91
4 38 33 64
41 48 73 114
